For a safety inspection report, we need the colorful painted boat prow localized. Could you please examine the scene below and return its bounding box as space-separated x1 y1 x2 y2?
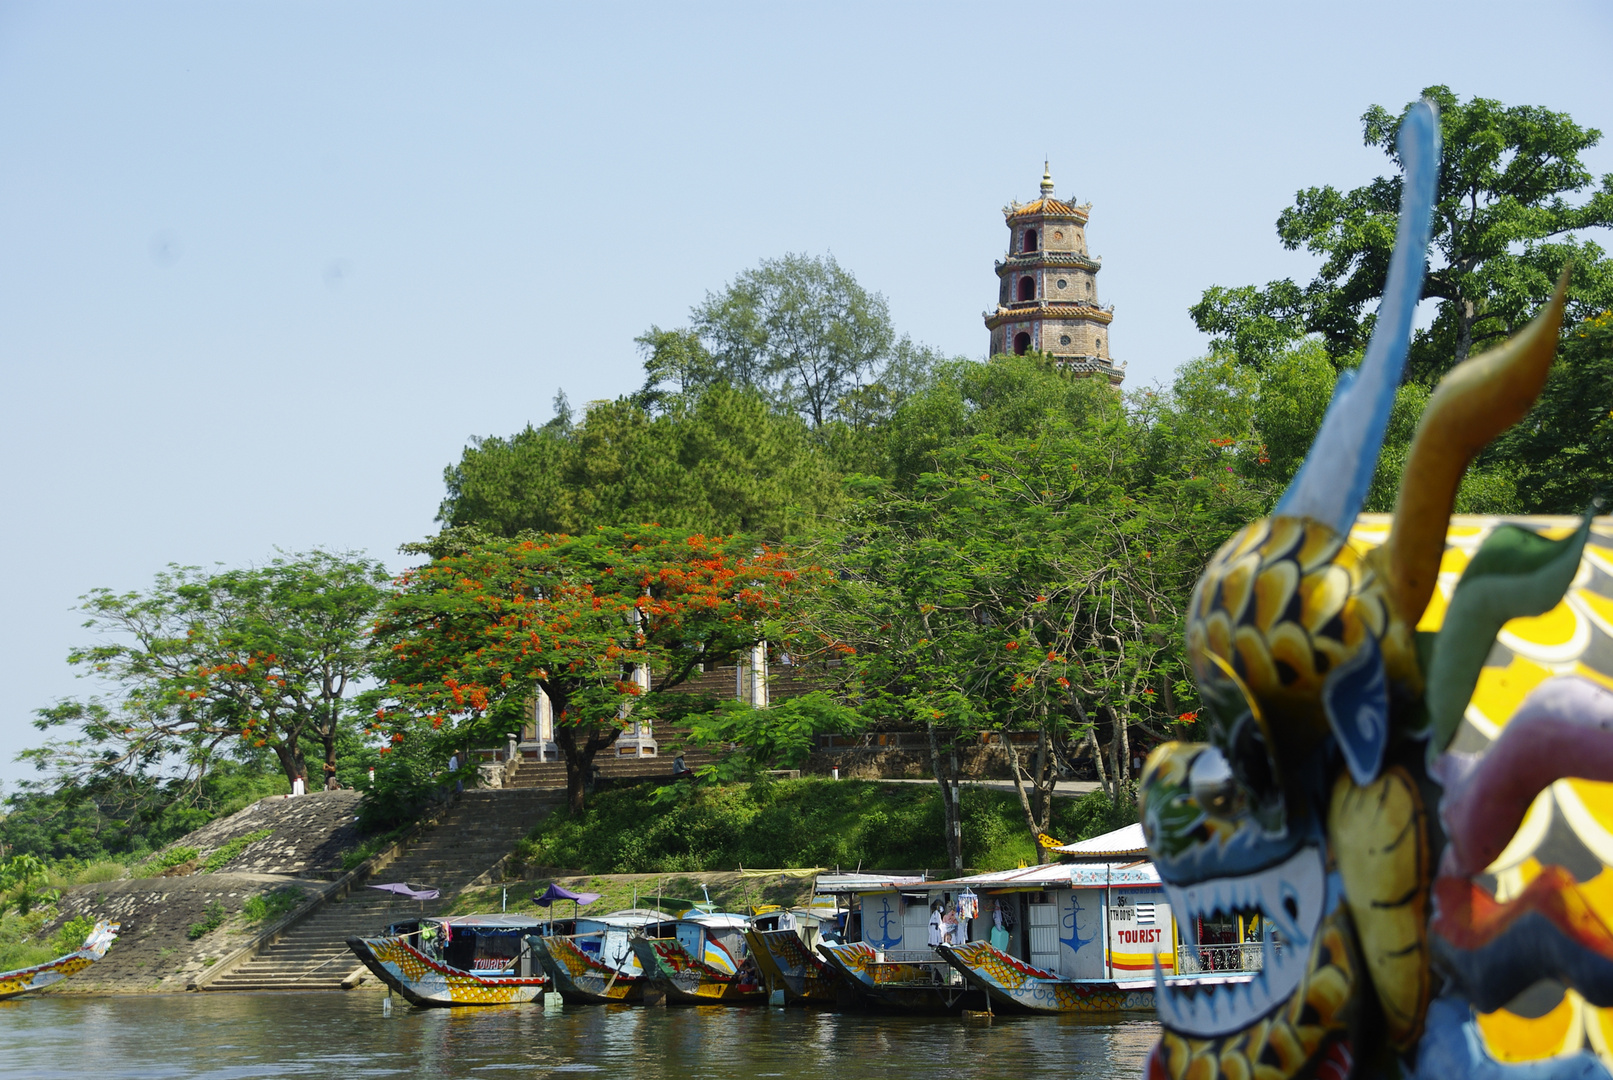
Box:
629 913 766 1006
529 910 660 1005
0 920 119 1001
936 939 1154 1014
347 934 546 1007
745 924 841 1004
815 940 983 1013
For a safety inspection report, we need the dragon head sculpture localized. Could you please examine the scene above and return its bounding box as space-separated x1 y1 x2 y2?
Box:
1142 99 1613 1079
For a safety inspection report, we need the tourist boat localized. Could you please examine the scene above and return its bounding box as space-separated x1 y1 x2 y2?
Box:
628 911 766 1006
345 914 549 1007
936 939 1155 1013
812 827 1260 1015
0 920 118 1001
744 907 842 1005
529 910 661 1005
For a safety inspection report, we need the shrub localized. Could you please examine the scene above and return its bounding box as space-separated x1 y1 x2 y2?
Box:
202 829 272 873
242 886 304 923
186 900 228 940
74 861 127 885
52 915 97 955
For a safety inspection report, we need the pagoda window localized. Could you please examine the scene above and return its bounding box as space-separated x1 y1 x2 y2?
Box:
1023 229 1038 253
1013 332 1031 355
1017 276 1035 302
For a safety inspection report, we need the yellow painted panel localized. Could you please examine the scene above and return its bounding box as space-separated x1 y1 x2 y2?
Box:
1568 782 1613 837
1470 656 1555 733
1417 584 1449 633
1476 993 1582 1061
1501 602 1580 649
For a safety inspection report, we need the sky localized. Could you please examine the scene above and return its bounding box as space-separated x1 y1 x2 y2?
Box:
2 1 1611 790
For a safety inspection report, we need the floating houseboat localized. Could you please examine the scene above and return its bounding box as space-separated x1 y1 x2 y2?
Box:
810 873 988 1013
818 824 1264 1015
629 911 766 1006
346 914 549 1007
530 910 661 1005
745 906 842 1005
0 920 118 1001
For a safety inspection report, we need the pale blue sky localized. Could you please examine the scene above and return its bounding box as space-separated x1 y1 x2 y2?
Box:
2 1 1610 788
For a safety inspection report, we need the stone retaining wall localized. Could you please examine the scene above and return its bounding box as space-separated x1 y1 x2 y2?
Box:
42 873 325 994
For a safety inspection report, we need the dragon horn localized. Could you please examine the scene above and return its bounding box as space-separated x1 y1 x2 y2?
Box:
1274 99 1441 536
1384 266 1572 626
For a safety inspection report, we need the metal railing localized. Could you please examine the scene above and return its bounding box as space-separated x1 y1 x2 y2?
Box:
1174 942 1270 975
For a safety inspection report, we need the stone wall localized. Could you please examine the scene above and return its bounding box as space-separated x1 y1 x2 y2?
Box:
42 872 325 994
161 790 364 877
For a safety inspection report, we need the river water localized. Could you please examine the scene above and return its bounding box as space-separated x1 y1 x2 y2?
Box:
0 991 1158 1078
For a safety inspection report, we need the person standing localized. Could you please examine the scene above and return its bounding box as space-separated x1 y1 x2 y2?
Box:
927 900 944 948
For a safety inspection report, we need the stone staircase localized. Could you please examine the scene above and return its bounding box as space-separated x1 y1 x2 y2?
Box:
202 789 560 992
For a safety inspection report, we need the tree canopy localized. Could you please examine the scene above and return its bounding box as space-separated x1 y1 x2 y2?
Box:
437 385 843 543
796 355 1264 864
1192 86 1613 383
371 526 812 813
26 551 389 793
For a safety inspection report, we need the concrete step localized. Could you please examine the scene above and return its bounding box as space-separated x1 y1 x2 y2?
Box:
204 791 556 993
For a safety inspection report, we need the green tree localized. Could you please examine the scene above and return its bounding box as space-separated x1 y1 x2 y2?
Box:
436 386 842 543
1492 309 1613 513
676 253 897 426
27 551 389 791
798 356 1262 866
1192 86 1613 382
372 526 811 813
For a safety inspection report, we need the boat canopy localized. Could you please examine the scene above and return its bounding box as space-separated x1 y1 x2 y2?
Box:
813 873 926 895
1045 822 1148 859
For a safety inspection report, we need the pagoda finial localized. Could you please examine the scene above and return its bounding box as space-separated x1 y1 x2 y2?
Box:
1040 161 1055 199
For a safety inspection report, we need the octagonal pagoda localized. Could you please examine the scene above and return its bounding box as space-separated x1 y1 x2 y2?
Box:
984 164 1124 385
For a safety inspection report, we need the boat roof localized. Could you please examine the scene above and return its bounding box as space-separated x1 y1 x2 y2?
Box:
684 912 753 930
813 873 926 894
1046 822 1148 858
834 858 1162 893
427 914 552 929
576 910 663 927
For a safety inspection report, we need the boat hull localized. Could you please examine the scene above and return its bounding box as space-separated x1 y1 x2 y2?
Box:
0 921 119 1001
744 927 840 1004
629 937 765 1006
531 935 644 1005
937 940 1154 1014
346 935 546 1007
816 941 983 1013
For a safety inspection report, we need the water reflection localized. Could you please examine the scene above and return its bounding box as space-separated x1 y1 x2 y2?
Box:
0 992 1158 1079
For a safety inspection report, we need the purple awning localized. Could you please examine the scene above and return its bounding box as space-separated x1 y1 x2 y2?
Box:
533 883 601 907
368 882 440 900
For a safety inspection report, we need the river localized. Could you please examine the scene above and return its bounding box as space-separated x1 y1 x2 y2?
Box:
0 991 1159 1078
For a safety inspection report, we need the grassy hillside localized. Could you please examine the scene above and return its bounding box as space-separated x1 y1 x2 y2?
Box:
510 777 1135 876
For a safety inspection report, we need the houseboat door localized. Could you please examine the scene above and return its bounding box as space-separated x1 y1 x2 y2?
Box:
1027 893 1059 970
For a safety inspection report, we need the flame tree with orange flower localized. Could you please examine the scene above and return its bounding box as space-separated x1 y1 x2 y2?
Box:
370 525 806 815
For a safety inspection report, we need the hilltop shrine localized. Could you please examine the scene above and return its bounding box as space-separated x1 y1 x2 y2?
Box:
984 164 1124 385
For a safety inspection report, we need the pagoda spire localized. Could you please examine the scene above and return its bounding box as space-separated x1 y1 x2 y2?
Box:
1040 161 1055 199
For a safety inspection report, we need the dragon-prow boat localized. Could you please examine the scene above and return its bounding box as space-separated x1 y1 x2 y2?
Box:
0 920 118 1001
745 906 842 1005
629 911 765 1006
346 914 548 1007
530 910 661 1005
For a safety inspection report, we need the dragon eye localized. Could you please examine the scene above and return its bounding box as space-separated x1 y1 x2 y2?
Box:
1189 747 1238 815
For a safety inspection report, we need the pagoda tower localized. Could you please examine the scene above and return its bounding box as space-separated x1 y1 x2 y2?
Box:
984 164 1123 385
